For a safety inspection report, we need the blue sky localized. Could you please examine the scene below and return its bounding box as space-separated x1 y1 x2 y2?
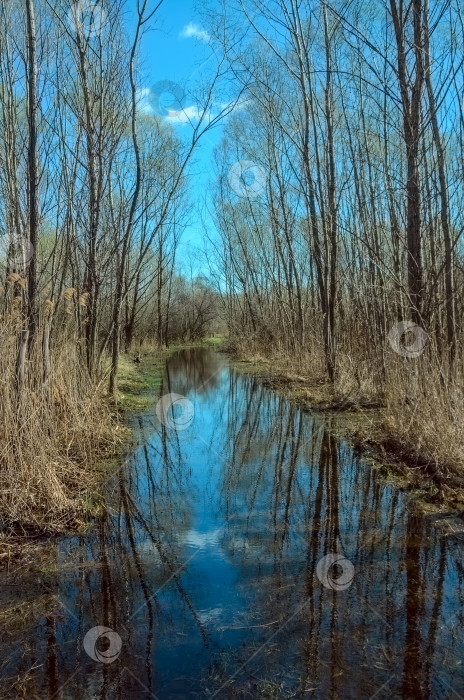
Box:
127 0 224 274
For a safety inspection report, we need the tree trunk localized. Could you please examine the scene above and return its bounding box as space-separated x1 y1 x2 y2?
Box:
390 0 425 324
26 0 38 345
423 0 455 365
109 1 148 395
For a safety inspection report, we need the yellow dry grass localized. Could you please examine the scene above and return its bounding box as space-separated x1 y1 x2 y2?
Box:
226 334 464 488
0 314 121 535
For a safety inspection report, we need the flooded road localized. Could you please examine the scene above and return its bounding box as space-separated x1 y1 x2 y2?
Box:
1 348 464 699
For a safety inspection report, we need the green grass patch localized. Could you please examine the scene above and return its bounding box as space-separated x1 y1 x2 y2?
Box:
198 335 226 347
114 338 224 412
115 352 168 412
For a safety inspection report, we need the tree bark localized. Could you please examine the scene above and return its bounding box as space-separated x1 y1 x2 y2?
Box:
26 0 38 345
423 0 455 365
390 0 425 324
109 1 148 395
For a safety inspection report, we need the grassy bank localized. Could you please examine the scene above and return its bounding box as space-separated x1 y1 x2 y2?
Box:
226 341 464 515
0 346 170 558
114 337 224 411
0 340 222 559
0 331 120 541
114 351 170 412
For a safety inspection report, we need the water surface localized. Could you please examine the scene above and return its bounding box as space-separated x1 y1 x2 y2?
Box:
1 348 463 699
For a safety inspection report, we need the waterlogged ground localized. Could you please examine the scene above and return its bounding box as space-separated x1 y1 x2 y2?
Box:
1 348 464 699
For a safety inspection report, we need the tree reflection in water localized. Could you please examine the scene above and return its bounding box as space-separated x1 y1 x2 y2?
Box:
0 348 463 699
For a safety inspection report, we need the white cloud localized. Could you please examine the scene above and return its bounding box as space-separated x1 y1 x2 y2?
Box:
218 96 251 114
234 96 252 112
166 104 209 125
136 87 242 127
137 87 152 114
179 22 210 43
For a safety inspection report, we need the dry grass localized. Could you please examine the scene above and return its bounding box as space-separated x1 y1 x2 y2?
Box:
0 315 123 536
380 359 464 481
226 333 464 498
225 335 326 376
226 336 381 409
333 354 380 406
